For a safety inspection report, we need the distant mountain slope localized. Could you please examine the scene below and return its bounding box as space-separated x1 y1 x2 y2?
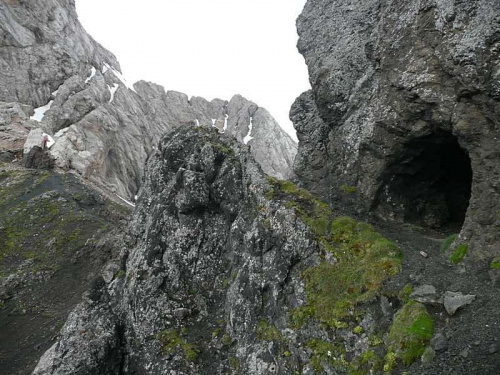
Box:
0 0 297 200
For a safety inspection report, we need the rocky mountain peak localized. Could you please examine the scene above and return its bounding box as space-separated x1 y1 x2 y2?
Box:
0 0 297 202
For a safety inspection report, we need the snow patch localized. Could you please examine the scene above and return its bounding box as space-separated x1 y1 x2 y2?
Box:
102 64 109 74
54 127 70 138
116 194 136 208
85 66 96 84
104 63 137 93
30 100 53 122
211 119 216 127
195 119 200 127
243 117 254 145
223 114 228 133
108 84 119 103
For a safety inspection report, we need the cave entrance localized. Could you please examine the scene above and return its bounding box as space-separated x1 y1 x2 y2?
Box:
380 132 472 231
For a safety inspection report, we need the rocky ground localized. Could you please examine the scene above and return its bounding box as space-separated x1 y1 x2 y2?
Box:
373 220 500 374
0 162 129 375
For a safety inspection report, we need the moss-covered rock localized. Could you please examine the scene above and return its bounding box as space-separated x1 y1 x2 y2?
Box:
291 215 402 327
387 301 434 366
0 167 127 373
159 329 199 362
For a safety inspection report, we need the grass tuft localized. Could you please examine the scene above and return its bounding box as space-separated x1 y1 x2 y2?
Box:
490 258 500 270
256 319 280 341
158 329 199 362
449 244 468 264
340 183 356 195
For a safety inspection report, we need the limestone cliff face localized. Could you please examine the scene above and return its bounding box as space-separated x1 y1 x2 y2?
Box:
292 0 500 259
0 0 120 107
0 0 297 200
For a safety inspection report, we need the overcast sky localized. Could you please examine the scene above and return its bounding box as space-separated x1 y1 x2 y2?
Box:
76 0 310 141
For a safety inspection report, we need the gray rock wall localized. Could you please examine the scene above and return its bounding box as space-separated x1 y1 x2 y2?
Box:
292 0 500 259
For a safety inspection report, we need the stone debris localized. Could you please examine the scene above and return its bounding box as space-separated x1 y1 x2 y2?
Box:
443 291 476 316
411 284 441 306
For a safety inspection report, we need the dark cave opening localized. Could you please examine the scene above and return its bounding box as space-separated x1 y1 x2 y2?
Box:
379 132 472 231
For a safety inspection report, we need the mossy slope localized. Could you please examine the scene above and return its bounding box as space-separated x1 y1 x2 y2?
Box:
0 168 127 374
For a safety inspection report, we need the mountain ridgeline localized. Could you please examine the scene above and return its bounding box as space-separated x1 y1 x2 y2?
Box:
0 0 297 201
0 1 499 375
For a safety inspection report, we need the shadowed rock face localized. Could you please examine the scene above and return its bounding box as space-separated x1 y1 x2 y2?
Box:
0 0 296 200
292 0 500 259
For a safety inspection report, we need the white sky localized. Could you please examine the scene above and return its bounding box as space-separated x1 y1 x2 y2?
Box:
76 0 310 141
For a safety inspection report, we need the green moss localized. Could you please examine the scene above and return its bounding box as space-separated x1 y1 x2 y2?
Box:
348 350 383 375
353 326 363 334
265 179 401 333
340 183 357 195
387 301 434 366
368 334 384 347
158 329 199 362
440 234 457 253
68 229 81 243
212 327 221 339
256 320 280 341
449 244 468 264
265 188 275 200
222 333 232 346
399 284 413 304
267 177 332 237
383 351 397 372
306 339 346 373
491 258 500 270
296 217 401 327
34 172 50 186
229 356 241 374
0 174 113 275
213 142 235 156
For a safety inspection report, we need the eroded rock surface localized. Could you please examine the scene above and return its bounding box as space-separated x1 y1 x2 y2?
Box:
292 0 500 259
0 102 37 162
